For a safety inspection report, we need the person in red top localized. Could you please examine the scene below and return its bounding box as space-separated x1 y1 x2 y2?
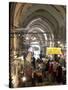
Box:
48 62 53 82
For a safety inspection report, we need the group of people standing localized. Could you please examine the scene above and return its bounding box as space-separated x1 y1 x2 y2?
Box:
45 60 63 84
31 55 65 85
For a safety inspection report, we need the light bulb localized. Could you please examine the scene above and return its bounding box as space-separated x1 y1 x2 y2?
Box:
22 76 27 82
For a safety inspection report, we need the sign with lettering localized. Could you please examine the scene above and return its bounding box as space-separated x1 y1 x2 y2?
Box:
46 47 62 55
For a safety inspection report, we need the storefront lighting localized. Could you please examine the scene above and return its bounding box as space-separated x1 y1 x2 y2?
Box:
22 76 27 82
58 54 60 57
60 44 64 48
46 47 62 54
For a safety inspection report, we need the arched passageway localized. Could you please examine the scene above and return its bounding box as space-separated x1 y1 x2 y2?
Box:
9 2 66 88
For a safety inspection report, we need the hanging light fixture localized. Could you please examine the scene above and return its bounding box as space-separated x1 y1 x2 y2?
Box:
57 41 61 44
31 36 36 40
26 36 29 40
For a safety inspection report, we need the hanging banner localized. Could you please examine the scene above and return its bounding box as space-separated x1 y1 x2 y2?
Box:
46 47 62 55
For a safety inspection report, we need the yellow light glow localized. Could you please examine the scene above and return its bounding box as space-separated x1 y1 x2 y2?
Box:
46 47 62 55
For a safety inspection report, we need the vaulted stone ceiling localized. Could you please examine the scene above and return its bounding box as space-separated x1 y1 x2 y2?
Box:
9 2 66 46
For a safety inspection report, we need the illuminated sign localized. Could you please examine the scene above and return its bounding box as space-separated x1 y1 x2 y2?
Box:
46 47 62 55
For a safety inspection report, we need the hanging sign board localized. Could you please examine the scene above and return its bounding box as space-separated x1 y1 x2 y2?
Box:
46 47 62 55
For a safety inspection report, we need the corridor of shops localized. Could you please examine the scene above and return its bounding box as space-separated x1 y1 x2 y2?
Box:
9 2 66 88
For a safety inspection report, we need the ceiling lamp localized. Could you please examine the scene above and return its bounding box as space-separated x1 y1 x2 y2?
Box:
57 41 61 44
26 36 29 40
60 43 64 48
31 37 36 40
